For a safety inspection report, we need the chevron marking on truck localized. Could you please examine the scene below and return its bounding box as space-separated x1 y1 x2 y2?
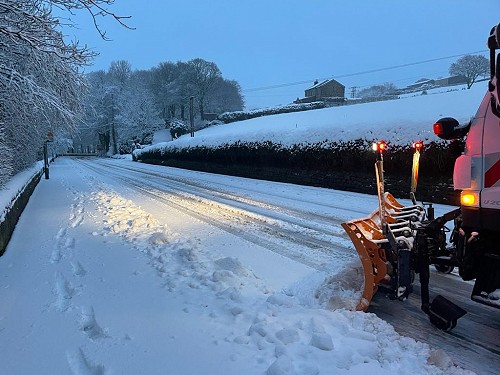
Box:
485 158 500 188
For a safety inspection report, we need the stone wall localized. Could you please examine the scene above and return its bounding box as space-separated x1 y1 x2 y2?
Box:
0 171 42 256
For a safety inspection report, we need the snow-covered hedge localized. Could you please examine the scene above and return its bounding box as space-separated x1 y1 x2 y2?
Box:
133 138 460 178
169 118 190 139
132 138 462 204
218 102 326 124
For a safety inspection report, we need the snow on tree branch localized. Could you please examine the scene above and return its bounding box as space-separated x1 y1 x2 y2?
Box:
48 0 134 40
0 0 130 186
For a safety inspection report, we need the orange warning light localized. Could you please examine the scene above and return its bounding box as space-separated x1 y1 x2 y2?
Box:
413 141 424 150
372 141 387 153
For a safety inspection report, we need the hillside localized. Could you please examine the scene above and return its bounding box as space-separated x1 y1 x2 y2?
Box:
134 84 487 204
137 84 485 154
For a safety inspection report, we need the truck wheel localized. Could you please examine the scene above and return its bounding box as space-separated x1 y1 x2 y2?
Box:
434 264 454 274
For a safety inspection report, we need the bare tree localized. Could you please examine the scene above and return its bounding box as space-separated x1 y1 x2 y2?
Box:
187 58 222 120
208 78 244 114
449 54 489 89
109 59 132 86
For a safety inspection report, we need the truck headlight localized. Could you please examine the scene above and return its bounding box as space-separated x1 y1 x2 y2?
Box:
461 192 480 207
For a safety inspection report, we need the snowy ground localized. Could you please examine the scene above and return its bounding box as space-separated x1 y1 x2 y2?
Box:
136 84 485 158
0 157 478 375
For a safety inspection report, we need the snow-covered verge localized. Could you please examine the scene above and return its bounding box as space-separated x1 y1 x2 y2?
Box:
0 161 43 222
0 161 44 255
0 158 477 374
134 84 485 158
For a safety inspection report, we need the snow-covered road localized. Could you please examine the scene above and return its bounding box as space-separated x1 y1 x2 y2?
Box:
0 157 497 374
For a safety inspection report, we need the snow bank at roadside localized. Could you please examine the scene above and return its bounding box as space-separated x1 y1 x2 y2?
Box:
93 189 473 375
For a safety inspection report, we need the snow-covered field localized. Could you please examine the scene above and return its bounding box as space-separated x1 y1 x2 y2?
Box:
136 84 485 157
0 156 480 375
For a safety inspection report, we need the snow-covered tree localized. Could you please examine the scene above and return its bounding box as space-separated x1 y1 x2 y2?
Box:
0 123 13 188
79 64 162 154
449 55 489 89
0 0 128 186
116 69 163 150
358 83 397 99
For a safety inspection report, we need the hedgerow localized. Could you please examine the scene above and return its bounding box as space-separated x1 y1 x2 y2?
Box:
134 138 461 178
217 102 326 124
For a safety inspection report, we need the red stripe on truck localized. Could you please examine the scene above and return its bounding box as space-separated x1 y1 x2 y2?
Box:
485 159 500 188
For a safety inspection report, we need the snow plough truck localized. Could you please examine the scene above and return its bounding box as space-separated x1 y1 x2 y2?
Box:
341 23 500 331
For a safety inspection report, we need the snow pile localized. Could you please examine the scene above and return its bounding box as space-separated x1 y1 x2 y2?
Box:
91 189 472 375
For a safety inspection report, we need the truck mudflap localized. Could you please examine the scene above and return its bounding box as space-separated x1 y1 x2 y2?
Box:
456 228 500 308
427 295 467 331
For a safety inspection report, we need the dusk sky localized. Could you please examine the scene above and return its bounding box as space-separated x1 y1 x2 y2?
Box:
62 0 499 109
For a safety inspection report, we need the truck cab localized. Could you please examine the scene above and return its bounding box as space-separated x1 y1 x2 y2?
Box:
433 23 500 306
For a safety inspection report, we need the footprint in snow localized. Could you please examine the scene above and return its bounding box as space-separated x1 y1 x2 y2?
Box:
66 348 107 375
71 261 87 277
53 272 76 312
52 231 75 263
51 228 67 263
51 247 62 264
70 214 84 228
69 197 85 228
80 306 108 340
56 227 67 240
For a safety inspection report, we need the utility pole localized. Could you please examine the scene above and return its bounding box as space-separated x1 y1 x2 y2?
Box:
190 96 195 137
111 93 118 155
350 86 358 99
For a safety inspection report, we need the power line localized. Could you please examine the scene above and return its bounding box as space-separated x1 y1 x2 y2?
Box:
243 50 488 92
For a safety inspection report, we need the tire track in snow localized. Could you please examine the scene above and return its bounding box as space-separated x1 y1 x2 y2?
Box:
80 161 356 252
86 159 362 233
77 159 356 270
90 159 369 218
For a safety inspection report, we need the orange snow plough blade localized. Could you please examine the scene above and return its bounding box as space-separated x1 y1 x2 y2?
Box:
341 141 426 311
341 221 388 311
341 193 424 311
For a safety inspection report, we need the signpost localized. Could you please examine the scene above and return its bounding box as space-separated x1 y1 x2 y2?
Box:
44 131 54 179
